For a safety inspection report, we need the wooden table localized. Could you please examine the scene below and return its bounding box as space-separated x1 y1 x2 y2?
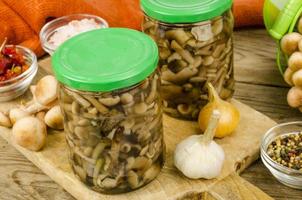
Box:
0 29 300 200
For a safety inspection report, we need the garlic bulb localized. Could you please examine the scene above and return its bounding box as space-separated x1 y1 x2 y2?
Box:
198 83 240 138
174 110 225 179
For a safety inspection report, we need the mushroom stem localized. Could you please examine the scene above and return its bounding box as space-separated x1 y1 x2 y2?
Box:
36 111 46 121
25 102 50 114
171 40 195 64
146 75 158 104
67 91 90 108
84 96 109 114
98 96 120 107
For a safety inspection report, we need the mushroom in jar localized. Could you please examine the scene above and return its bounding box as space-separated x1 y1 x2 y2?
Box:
142 12 234 120
59 73 164 193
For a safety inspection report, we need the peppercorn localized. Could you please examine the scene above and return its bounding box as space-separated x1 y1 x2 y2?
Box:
267 131 302 170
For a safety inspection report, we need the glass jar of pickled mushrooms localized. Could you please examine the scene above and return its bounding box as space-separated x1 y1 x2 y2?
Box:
52 28 164 194
141 0 235 120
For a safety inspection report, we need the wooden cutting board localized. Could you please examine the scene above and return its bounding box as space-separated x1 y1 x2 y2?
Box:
0 59 276 200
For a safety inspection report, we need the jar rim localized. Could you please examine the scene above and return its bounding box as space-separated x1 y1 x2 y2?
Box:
140 0 232 23
143 12 224 27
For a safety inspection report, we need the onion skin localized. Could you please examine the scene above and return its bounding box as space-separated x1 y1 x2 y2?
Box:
198 83 240 138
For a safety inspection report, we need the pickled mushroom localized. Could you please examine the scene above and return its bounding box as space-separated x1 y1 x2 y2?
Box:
142 11 234 120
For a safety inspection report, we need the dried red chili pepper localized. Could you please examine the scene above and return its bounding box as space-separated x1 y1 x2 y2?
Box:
0 45 28 82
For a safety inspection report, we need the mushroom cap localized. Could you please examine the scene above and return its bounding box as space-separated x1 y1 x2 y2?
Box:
0 111 12 128
35 75 58 105
44 105 64 130
9 108 30 124
12 116 47 151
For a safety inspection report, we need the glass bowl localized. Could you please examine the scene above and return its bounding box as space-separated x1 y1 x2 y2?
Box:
0 45 38 102
39 14 108 55
261 121 302 189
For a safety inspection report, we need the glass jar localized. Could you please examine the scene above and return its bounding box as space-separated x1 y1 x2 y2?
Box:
52 28 164 194
141 0 234 120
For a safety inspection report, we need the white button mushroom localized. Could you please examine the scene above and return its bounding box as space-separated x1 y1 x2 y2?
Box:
12 116 47 151
44 105 64 130
35 75 58 105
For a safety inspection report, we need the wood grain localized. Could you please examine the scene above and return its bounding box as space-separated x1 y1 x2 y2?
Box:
242 162 302 200
0 137 73 200
0 28 301 200
234 29 285 87
0 85 276 200
208 173 273 200
233 29 302 200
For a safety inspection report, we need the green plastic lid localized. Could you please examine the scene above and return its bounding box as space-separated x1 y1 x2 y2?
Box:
263 0 302 74
140 0 233 23
263 0 302 40
52 28 159 92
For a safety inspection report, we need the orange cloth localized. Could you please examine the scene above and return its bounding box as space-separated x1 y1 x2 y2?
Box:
0 0 264 57
0 0 143 56
233 0 265 28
